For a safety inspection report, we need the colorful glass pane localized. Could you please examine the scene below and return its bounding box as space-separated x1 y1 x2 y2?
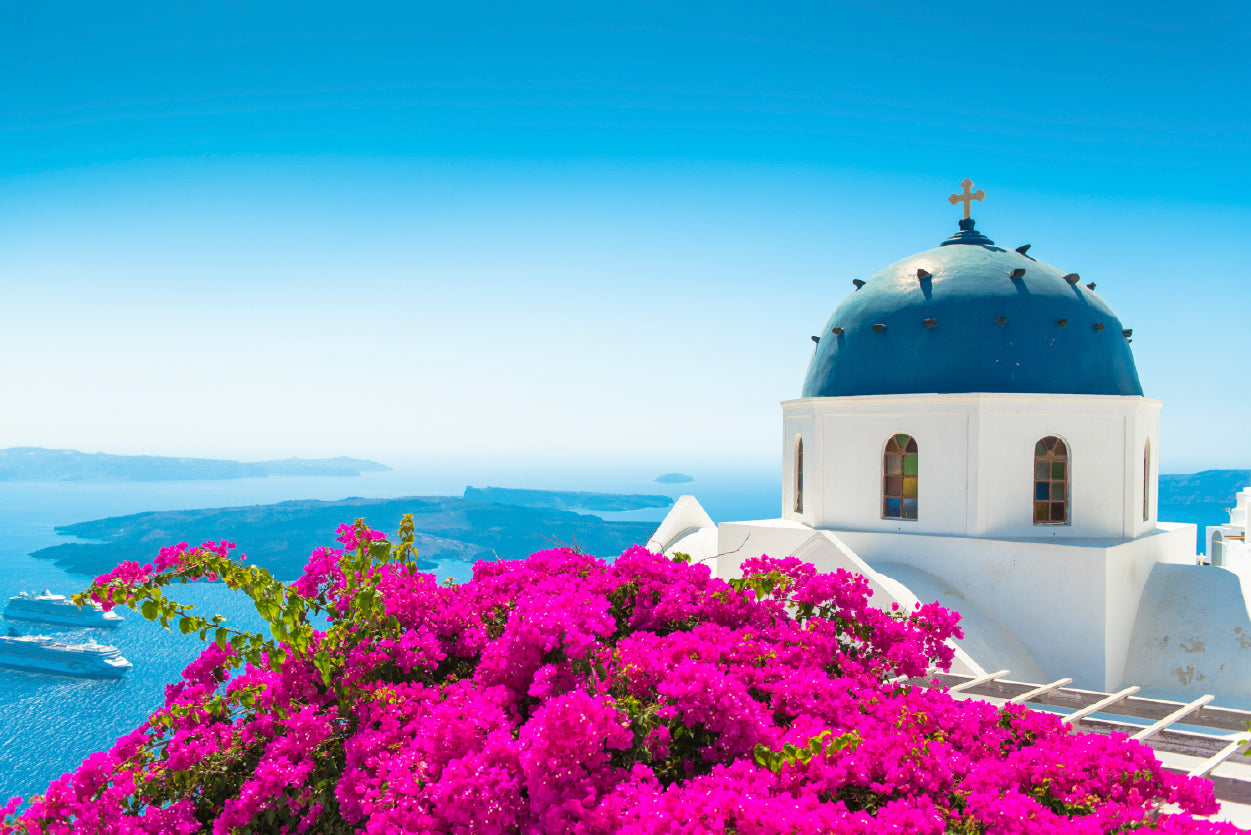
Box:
1033 436 1069 526
883 435 917 520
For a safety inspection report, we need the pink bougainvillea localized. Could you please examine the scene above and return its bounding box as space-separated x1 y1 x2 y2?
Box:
1 524 1240 834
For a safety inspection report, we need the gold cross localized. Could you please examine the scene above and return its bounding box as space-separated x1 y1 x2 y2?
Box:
948 178 985 219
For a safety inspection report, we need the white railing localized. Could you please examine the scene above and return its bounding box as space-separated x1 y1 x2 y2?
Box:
903 672 1251 806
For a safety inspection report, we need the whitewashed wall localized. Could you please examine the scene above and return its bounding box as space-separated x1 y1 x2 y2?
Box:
782 393 1161 540
716 519 1196 689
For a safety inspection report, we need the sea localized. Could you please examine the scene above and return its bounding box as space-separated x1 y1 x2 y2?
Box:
0 468 778 803
0 470 1225 804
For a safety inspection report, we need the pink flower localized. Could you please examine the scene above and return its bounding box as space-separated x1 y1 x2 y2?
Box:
6 536 1230 835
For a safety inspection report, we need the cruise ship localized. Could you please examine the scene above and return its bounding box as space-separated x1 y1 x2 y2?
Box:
5 590 122 628
0 631 132 678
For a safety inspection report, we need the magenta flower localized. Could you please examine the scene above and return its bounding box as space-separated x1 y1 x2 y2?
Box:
3 530 1236 834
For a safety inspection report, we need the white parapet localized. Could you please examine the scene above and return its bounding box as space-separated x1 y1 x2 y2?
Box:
646 496 718 563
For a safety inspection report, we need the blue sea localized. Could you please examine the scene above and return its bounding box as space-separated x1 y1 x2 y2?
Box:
0 469 778 803
0 469 1219 804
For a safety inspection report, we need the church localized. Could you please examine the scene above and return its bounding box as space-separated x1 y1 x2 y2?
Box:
648 181 1251 703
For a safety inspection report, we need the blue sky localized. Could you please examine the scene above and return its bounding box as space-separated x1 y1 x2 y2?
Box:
1 2 1247 476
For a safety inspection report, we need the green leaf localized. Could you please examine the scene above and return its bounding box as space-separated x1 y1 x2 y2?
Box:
140 600 158 620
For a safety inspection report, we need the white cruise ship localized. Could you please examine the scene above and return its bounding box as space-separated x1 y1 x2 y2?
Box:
0 631 132 678
5 590 122 628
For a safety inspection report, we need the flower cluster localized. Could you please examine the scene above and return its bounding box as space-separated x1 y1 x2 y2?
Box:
2 521 1240 834
89 541 237 611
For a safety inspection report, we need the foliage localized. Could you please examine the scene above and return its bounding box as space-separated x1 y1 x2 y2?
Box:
0 516 1239 834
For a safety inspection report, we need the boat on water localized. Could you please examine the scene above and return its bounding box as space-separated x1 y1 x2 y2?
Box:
5 590 122 628
0 630 132 678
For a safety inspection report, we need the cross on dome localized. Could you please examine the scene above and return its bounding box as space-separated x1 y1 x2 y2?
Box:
948 178 986 220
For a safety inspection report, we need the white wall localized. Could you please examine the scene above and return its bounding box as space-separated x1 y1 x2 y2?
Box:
821 408 970 535
717 518 1197 690
717 519 814 577
1122 562 1251 702
781 393 1161 541
1103 523 1197 688
781 414 816 525
646 495 716 555
975 405 1122 537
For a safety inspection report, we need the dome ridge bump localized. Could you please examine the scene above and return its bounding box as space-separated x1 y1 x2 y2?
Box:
802 224 1143 398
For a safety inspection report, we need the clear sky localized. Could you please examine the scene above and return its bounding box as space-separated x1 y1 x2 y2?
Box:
1 1 1247 477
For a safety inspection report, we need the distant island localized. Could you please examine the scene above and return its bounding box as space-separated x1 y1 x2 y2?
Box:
0 447 390 482
462 486 672 512
1158 470 1250 506
654 473 694 484
30 489 664 579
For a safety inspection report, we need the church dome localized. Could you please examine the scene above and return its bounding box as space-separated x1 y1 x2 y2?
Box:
801 217 1143 398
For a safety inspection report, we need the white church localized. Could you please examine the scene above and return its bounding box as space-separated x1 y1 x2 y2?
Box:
648 181 1251 703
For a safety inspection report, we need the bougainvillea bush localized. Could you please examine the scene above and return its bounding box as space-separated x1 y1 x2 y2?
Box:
1 516 1241 834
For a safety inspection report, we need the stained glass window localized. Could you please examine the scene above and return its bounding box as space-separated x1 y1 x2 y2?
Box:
883 434 918 520
1033 436 1069 525
1142 439 1151 522
794 436 804 514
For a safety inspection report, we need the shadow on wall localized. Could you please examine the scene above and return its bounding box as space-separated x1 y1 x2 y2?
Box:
1121 563 1251 708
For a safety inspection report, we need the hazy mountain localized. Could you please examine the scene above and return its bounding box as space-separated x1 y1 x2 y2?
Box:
0 448 390 482
1158 470 1251 506
461 486 672 512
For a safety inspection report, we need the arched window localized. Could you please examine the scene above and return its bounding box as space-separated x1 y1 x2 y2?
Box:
1034 436 1069 525
794 436 804 514
883 434 918 520
1212 531 1227 567
1143 439 1151 522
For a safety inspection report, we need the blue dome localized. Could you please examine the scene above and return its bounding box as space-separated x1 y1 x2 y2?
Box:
802 221 1143 398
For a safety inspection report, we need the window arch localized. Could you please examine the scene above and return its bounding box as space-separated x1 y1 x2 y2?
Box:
1143 439 1151 522
1212 531 1227 567
794 435 804 514
883 434 918 520
1034 436 1069 525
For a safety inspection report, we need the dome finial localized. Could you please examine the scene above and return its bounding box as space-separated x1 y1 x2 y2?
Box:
948 178 986 220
